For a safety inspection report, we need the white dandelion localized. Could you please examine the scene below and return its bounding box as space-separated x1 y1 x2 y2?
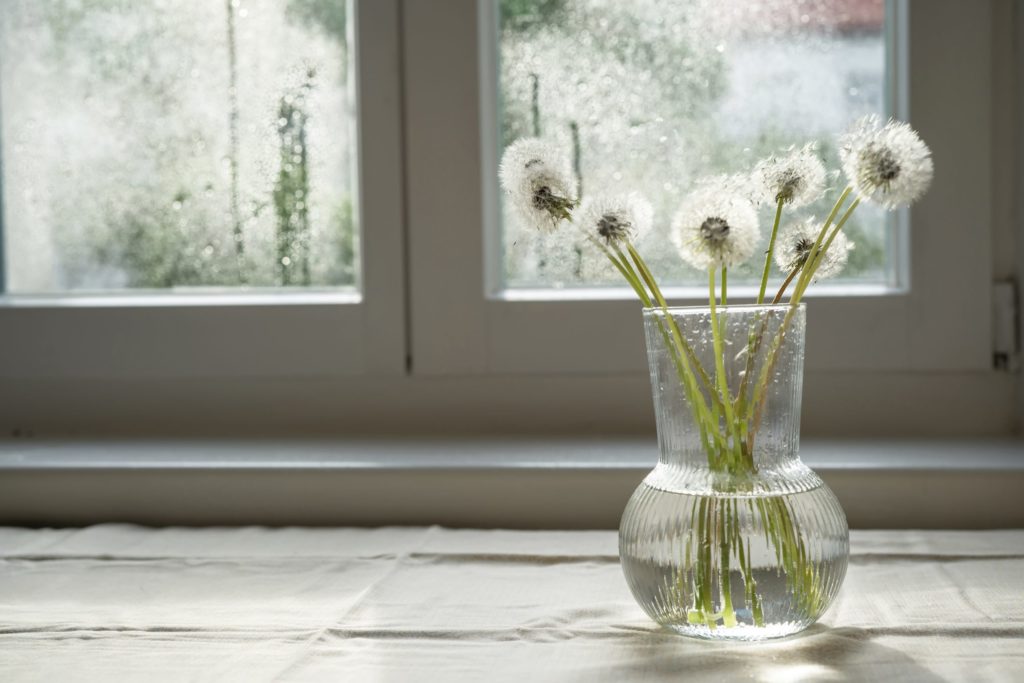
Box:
672 184 760 271
775 216 854 280
575 192 653 246
839 115 933 210
754 143 827 208
499 137 578 231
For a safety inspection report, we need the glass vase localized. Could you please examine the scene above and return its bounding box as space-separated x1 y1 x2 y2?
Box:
619 303 848 641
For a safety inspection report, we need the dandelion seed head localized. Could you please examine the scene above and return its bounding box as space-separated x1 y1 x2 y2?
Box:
499 137 578 231
754 143 826 207
775 216 855 280
576 192 652 246
672 183 760 271
840 115 933 210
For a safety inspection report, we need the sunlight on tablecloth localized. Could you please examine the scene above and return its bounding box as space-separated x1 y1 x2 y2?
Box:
0 526 1021 681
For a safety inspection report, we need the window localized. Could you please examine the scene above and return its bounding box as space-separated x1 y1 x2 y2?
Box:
1 0 357 293
0 0 1014 438
494 0 894 291
0 0 406 380
400 0 1009 436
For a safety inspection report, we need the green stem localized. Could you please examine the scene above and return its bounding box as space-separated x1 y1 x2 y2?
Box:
719 501 737 627
690 497 718 627
747 188 856 434
733 312 776 468
735 501 763 627
757 197 785 304
793 186 852 298
585 235 720 458
750 190 861 430
625 243 666 308
746 302 799 425
792 198 861 305
708 270 742 467
720 266 728 306
625 243 728 458
578 230 650 306
771 265 802 305
622 244 720 411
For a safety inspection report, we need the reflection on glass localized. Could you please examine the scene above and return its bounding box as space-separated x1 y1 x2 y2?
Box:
1 0 357 292
497 0 888 289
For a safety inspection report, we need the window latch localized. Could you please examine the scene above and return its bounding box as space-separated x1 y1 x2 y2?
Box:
993 280 1020 372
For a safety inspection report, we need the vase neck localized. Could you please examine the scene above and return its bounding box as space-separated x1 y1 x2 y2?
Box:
643 304 806 482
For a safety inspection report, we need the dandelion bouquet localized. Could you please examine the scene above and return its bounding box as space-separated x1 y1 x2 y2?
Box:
500 116 933 638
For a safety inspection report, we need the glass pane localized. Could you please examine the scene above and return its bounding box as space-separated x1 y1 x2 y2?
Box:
496 0 889 290
1 0 357 292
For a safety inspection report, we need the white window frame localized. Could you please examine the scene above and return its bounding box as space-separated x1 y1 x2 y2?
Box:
400 0 1014 433
0 0 407 380
0 0 1016 439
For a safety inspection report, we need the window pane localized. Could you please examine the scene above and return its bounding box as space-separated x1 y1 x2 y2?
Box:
496 0 889 290
1 0 357 292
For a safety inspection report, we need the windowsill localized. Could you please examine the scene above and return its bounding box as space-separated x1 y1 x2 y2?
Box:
0 437 1019 471
492 283 906 303
0 290 361 308
0 438 1020 529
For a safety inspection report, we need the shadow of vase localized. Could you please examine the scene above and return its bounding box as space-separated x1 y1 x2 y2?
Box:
592 624 945 682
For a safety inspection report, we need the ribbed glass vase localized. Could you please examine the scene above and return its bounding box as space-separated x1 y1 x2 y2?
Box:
619 304 848 640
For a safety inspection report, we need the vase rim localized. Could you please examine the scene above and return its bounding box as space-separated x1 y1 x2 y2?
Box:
642 302 805 314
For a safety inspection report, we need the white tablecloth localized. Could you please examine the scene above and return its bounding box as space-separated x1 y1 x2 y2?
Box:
0 525 1021 682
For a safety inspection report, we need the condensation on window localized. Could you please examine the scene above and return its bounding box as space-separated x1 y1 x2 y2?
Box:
1 0 357 292
497 0 888 289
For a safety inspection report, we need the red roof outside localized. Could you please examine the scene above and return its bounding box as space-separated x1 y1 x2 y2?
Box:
712 0 885 37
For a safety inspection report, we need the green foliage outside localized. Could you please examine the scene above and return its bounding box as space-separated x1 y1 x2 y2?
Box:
16 0 356 290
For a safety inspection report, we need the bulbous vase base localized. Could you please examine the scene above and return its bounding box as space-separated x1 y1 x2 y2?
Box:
661 620 811 642
619 479 849 642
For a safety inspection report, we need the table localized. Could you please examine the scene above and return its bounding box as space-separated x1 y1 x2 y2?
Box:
0 526 1021 681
